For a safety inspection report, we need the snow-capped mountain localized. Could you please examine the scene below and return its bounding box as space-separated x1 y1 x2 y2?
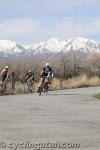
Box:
0 37 100 58
28 38 67 53
63 37 100 53
0 40 26 58
27 37 100 53
0 40 25 53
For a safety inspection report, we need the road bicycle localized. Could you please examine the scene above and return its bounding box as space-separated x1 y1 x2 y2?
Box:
0 79 8 96
38 76 49 96
25 78 35 93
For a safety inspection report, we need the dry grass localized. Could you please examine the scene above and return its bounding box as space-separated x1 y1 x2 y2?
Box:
52 75 100 90
6 81 38 95
2 75 100 95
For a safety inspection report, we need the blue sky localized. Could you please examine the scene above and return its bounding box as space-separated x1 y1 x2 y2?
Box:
0 0 100 44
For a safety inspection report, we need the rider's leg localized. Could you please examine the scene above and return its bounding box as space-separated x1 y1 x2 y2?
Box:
37 78 44 93
37 78 42 92
4 80 7 91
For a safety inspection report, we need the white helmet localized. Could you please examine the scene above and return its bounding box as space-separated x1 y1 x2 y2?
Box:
45 62 50 67
4 66 9 69
28 70 32 73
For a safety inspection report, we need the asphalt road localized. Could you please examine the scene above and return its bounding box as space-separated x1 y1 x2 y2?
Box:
0 87 100 150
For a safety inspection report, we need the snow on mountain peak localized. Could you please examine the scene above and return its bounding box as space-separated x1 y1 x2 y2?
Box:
0 40 16 51
46 38 66 52
0 37 99 58
29 37 67 53
63 37 100 52
0 40 25 54
29 37 100 53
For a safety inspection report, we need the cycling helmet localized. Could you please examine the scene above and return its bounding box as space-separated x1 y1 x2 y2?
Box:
4 66 9 69
45 62 50 67
28 70 32 73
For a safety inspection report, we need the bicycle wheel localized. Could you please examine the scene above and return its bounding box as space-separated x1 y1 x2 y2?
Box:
44 82 49 94
38 87 42 96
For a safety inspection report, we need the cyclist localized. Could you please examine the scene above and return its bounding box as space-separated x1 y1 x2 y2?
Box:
25 70 35 92
37 62 53 92
25 70 34 82
0 66 10 90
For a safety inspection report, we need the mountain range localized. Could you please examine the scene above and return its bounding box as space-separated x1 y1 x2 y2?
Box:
0 37 100 59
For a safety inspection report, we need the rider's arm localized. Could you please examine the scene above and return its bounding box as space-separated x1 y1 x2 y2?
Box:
5 72 10 80
7 72 10 78
51 72 54 77
47 71 50 78
25 75 28 80
31 74 34 81
48 67 54 77
40 69 43 77
51 67 54 77
0 69 4 76
0 69 5 81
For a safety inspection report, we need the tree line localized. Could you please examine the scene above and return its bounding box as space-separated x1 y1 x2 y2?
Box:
0 51 100 81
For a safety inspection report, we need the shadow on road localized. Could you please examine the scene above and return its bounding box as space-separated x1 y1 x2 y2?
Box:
47 93 81 96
